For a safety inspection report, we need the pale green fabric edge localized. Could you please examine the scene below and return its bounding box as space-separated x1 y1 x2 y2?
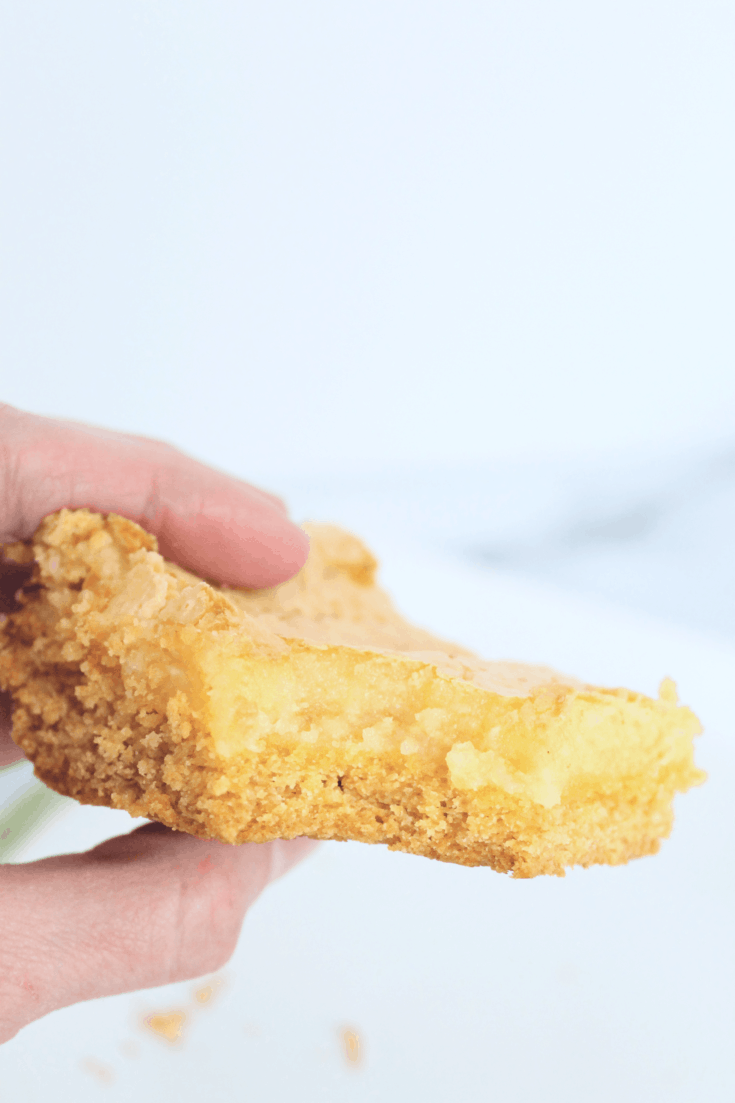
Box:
0 776 71 862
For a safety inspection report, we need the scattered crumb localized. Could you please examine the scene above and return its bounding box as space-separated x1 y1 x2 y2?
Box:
192 974 224 1006
341 1027 362 1067
143 1011 186 1044
80 1058 114 1084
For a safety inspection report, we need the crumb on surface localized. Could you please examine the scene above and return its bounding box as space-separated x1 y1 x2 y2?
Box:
341 1028 362 1067
144 1011 186 1044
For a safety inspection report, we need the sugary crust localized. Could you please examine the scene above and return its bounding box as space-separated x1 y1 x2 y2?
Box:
0 510 704 876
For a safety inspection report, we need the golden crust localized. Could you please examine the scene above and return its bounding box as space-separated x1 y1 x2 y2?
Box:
0 509 704 876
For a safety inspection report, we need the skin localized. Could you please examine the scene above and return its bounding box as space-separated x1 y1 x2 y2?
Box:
0 403 316 1044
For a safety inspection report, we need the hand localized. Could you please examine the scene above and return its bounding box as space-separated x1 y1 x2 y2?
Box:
0 404 316 1043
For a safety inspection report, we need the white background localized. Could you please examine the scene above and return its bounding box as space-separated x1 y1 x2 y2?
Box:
1 1 734 482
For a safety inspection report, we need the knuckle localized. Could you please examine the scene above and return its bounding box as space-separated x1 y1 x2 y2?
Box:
168 871 247 983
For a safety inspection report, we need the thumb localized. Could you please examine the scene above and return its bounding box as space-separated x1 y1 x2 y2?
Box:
0 825 317 1043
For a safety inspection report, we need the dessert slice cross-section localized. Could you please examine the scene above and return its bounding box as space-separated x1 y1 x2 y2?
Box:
0 509 703 877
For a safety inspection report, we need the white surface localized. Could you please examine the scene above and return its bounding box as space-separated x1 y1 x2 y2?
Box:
1 542 733 1102
279 445 735 643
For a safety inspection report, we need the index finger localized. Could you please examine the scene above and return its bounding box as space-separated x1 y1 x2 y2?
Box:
0 404 309 589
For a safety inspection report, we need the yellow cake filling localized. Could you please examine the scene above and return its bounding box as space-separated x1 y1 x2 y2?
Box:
198 641 694 813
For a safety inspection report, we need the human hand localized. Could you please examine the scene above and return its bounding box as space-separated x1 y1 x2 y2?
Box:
0 403 315 1042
